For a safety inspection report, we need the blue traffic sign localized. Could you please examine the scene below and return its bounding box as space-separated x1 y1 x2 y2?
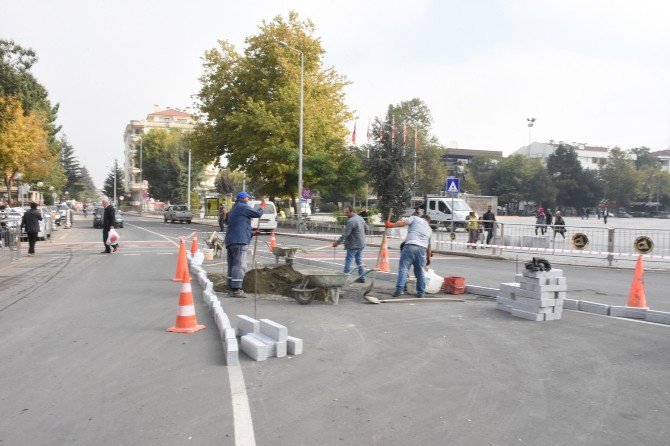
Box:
446 177 460 194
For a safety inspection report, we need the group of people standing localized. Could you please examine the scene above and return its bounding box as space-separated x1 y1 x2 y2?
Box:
465 205 497 248
535 206 566 239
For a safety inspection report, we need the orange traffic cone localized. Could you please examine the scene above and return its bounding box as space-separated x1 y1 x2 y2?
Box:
172 237 187 282
269 231 277 252
167 266 205 333
627 255 648 308
377 236 390 272
190 231 199 255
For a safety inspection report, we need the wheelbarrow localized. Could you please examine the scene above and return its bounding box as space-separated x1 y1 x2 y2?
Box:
292 268 373 305
271 246 302 266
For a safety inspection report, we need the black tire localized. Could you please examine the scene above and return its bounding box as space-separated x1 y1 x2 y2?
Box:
119 223 124 228
171 219 175 223
164 217 167 223
293 293 315 305
187 220 191 224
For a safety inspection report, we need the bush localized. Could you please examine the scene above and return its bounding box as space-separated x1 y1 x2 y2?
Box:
320 202 338 213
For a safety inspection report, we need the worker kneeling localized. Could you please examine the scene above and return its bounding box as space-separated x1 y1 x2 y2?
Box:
386 214 433 298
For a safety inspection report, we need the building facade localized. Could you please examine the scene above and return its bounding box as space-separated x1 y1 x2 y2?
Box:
650 150 670 174
511 141 610 170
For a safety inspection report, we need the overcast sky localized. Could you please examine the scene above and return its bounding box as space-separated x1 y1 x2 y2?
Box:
5 0 670 188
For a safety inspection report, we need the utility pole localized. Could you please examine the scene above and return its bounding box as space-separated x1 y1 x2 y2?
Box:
139 136 143 215
187 149 191 210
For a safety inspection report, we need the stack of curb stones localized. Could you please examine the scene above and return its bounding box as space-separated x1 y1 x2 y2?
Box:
237 315 303 362
187 253 304 364
496 269 566 321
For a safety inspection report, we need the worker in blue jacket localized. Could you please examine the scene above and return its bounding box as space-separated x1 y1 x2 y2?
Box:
224 191 264 297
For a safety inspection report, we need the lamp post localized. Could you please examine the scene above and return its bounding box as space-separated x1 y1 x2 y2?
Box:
187 148 191 210
278 40 304 222
527 118 536 148
138 136 143 215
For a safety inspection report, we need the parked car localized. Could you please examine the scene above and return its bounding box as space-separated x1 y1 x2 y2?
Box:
163 205 193 224
248 200 278 232
93 207 124 228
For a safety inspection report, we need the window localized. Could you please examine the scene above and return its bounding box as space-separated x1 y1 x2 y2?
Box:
592 157 599 164
438 201 450 213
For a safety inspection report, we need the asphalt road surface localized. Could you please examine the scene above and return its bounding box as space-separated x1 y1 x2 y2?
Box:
1 214 668 445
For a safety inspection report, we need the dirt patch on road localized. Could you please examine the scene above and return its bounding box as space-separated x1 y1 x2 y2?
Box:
209 265 326 299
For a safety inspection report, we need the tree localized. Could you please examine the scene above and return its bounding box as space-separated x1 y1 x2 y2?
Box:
0 96 53 205
485 155 533 211
598 147 639 206
77 167 97 203
192 11 353 202
137 129 204 203
630 147 657 170
214 168 242 196
103 164 124 202
0 40 60 152
525 159 557 207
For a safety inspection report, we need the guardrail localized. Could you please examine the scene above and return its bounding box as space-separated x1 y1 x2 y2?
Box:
0 227 21 263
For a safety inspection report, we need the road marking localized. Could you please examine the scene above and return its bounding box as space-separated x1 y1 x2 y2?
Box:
127 221 257 445
122 253 141 256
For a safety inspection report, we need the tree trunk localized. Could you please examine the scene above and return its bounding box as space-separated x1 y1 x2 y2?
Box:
4 175 14 207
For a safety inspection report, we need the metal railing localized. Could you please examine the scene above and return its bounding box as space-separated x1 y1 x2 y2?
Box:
0 227 21 263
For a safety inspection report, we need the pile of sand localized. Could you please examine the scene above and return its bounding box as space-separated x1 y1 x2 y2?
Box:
209 265 316 297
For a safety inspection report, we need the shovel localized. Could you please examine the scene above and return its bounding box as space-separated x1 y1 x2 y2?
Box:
364 295 465 304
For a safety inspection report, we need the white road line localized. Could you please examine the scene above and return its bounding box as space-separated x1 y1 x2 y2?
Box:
127 221 257 445
228 365 256 446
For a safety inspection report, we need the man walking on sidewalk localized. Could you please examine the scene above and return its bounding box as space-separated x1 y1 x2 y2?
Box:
386 214 433 298
21 202 42 257
224 191 264 297
100 197 117 254
332 205 369 283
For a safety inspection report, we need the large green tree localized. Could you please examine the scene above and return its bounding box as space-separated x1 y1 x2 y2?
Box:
137 129 203 204
103 164 124 203
598 147 639 206
192 11 352 201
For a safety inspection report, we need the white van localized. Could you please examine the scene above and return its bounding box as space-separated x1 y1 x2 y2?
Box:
423 196 473 229
248 200 278 232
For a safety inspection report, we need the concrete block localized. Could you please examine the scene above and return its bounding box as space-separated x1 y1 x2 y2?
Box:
511 307 545 321
514 287 558 300
578 300 610 316
497 302 512 313
205 281 214 293
275 340 287 358
564 299 579 310
220 313 231 329
545 311 563 321
499 282 520 299
513 296 559 310
224 337 239 366
287 336 303 355
224 327 236 341
259 319 288 342
464 285 499 298
610 306 647 319
522 269 564 279
247 333 277 356
645 310 670 325
496 295 514 306
236 315 259 337
240 334 268 361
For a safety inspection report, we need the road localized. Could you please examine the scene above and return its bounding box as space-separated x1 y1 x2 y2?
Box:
1 214 669 445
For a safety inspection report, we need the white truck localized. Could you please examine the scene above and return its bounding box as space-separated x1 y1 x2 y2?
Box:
408 196 473 230
163 205 193 224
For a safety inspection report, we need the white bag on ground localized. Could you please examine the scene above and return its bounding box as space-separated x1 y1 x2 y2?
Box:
424 269 444 294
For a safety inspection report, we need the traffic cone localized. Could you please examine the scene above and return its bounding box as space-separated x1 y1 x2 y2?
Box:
172 237 187 282
377 236 390 272
627 255 648 308
167 266 206 333
269 231 277 252
190 231 199 255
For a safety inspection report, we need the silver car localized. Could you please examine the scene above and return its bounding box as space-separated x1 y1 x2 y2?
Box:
21 206 52 241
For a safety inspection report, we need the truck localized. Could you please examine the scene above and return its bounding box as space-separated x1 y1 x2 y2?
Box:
407 195 474 230
163 205 193 224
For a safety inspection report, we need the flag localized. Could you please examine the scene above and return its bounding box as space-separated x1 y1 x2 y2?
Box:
403 122 407 147
352 122 357 144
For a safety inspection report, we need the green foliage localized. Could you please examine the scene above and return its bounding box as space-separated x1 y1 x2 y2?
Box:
103 164 124 201
137 129 204 203
192 11 352 201
598 147 639 206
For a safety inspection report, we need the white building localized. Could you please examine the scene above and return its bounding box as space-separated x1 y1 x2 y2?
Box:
511 141 610 170
650 150 670 174
123 107 218 206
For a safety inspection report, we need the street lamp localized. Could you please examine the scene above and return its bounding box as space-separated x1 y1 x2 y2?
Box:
278 40 304 222
136 136 143 215
527 118 536 147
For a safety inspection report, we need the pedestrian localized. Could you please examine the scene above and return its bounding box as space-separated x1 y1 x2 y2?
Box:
603 207 609 224
278 209 286 219
100 197 118 254
385 214 433 298
218 203 228 232
535 207 546 235
466 211 478 248
20 202 42 257
482 205 496 245
224 191 265 297
553 211 566 240
332 205 369 283
586 208 591 220
545 208 553 227
358 206 369 223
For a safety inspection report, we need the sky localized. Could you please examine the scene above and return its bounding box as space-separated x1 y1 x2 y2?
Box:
4 0 670 188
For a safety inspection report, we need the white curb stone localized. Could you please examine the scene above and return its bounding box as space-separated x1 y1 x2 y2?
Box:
511 307 545 321
578 300 610 316
645 310 670 325
464 285 498 298
260 319 288 342
287 336 303 355
236 315 259 337
240 334 267 361
609 306 647 319
563 299 579 310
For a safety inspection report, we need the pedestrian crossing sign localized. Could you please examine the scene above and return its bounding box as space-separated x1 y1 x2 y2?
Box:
446 178 460 194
